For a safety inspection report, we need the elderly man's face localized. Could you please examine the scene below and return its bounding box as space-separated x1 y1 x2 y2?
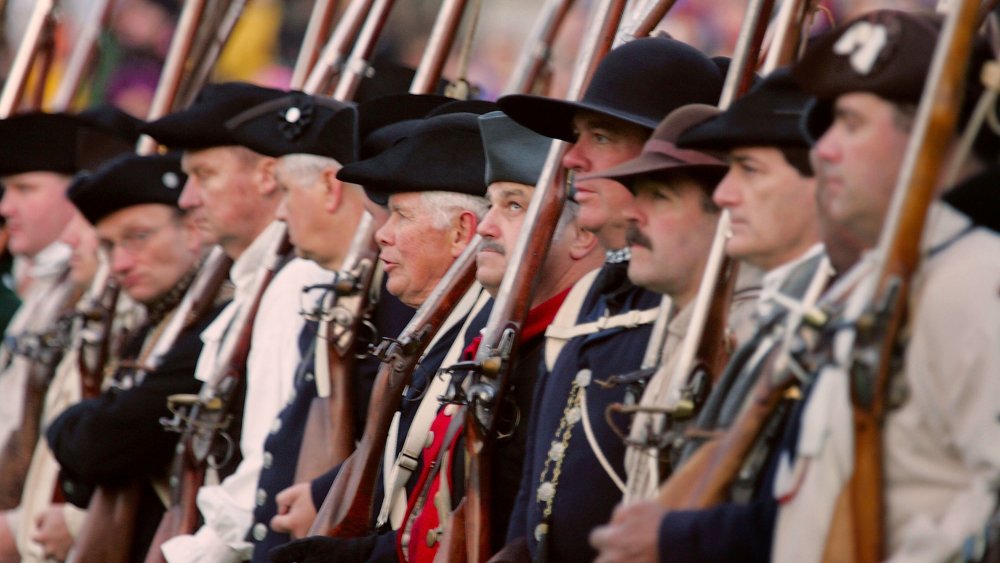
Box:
811 92 910 248
375 192 463 308
274 162 336 268
713 146 820 272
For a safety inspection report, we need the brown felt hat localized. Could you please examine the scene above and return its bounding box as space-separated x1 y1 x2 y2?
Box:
581 104 726 190
792 10 942 141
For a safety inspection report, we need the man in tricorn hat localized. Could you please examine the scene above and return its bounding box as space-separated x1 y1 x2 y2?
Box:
590 69 832 563
46 153 216 562
0 108 139 450
771 10 1000 561
142 82 332 563
494 36 743 562
0 106 142 562
378 111 606 563
263 102 494 561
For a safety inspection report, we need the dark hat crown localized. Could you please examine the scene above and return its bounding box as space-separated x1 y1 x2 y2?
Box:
357 94 453 160
0 109 139 176
68 153 187 226
479 111 552 187
793 10 941 105
338 110 492 203
226 93 359 164
498 37 725 141
141 81 288 150
678 68 813 150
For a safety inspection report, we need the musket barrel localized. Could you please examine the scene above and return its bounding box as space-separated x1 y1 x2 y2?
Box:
290 0 341 90
410 0 470 94
0 0 55 117
51 0 116 111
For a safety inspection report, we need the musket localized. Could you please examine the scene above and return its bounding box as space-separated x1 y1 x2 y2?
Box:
409 0 471 95
650 0 773 454
309 236 480 537
308 239 480 538
290 0 341 89
829 1 981 559
432 2 639 561
0 0 56 116
759 0 818 74
76 261 121 400
293 213 379 483
50 0 116 111
0 277 81 509
72 0 239 557
331 0 398 100
144 233 292 563
651 0 807 504
303 0 377 95
305 0 486 537
173 0 249 111
136 0 212 154
501 0 578 96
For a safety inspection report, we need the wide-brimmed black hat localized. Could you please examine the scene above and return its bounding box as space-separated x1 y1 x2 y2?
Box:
479 111 553 186
793 10 941 141
357 93 453 160
498 37 725 142
0 108 140 176
141 82 288 150
338 112 488 203
226 93 358 164
583 104 727 190
68 153 186 226
678 68 812 151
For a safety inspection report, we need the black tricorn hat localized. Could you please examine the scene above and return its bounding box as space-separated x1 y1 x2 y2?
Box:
357 93 453 160
678 68 813 151
479 111 553 187
141 82 289 150
497 36 725 141
793 10 941 141
338 112 489 203
226 93 358 164
0 107 140 176
68 153 187 226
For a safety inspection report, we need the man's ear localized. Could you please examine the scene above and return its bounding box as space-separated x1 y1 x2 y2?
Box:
322 168 344 214
255 157 279 197
449 210 479 258
568 222 601 260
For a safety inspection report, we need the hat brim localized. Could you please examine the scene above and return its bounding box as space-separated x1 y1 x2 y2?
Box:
581 152 727 191
801 98 833 145
498 94 659 142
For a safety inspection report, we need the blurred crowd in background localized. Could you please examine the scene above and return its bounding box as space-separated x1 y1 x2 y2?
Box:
0 0 936 119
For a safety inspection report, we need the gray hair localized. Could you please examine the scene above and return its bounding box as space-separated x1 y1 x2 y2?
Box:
420 191 489 229
277 153 342 186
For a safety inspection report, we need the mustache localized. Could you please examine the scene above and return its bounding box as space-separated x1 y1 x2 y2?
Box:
478 239 506 255
625 223 651 250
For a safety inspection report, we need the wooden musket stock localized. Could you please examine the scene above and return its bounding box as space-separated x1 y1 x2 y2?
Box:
294 214 380 483
309 240 480 538
831 1 980 559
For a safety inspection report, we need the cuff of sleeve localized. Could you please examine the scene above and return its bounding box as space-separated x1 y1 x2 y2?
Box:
658 511 702 563
161 526 248 563
61 503 87 539
310 469 339 511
